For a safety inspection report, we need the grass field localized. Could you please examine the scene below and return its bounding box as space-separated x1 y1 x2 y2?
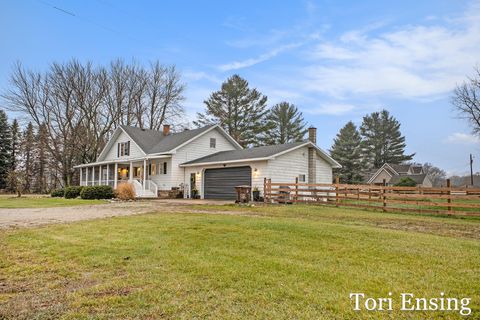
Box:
0 205 479 319
0 195 106 208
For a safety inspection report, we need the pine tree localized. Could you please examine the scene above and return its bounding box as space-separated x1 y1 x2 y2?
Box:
263 102 307 145
0 110 12 189
10 119 20 171
330 121 364 183
21 122 35 193
194 75 269 147
360 109 414 169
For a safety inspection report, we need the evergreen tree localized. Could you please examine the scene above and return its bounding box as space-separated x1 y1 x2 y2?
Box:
330 121 364 183
194 74 269 147
263 102 307 145
21 122 35 192
0 110 12 189
10 119 20 171
360 109 414 169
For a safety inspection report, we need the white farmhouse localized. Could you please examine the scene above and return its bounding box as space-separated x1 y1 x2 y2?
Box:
75 125 341 199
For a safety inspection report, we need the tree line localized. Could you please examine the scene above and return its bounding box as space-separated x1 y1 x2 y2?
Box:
3 59 474 192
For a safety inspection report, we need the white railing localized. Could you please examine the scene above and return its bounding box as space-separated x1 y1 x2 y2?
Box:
81 179 115 187
144 180 158 197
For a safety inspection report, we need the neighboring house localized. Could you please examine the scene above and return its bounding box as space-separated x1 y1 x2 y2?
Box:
74 125 341 199
367 163 433 187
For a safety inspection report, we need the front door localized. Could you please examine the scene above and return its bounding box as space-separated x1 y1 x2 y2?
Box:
190 173 196 198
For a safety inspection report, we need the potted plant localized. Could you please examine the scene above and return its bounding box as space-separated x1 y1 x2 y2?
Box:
252 186 260 201
192 187 198 199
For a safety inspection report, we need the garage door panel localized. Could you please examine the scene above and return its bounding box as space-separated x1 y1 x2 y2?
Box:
204 166 251 199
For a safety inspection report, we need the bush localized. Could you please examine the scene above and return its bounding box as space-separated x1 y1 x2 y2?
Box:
64 186 84 199
51 188 65 197
80 185 114 200
116 183 136 200
394 177 417 187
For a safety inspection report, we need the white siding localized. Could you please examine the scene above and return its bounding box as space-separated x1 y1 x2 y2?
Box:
266 146 309 184
316 155 333 183
170 128 239 190
102 130 144 161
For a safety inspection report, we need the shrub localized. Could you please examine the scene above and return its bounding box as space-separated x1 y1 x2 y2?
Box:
64 186 84 199
116 183 136 200
51 188 65 197
394 177 417 187
80 185 114 200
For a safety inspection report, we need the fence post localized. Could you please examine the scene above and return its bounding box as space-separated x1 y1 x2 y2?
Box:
382 179 387 212
335 176 339 207
268 178 272 204
295 177 299 203
263 177 267 204
447 179 451 213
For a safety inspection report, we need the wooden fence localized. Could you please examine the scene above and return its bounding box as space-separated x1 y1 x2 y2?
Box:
263 178 480 216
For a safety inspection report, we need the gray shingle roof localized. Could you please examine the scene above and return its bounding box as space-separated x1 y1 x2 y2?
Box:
389 164 411 174
120 125 215 154
181 142 307 165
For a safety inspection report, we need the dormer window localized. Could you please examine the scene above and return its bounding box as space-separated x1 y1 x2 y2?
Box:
210 138 216 148
117 141 130 157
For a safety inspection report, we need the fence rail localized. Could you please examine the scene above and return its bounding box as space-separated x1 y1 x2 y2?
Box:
263 178 480 216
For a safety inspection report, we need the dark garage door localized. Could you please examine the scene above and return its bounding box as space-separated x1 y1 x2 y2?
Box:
204 166 252 200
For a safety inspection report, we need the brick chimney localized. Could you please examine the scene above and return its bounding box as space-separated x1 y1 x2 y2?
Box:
163 124 170 136
308 127 317 144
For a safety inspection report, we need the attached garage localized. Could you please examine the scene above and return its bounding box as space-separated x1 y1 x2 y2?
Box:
204 166 252 199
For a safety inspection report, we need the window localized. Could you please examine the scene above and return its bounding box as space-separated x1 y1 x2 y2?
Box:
117 141 130 157
151 163 156 176
299 174 306 182
163 162 167 174
210 138 216 148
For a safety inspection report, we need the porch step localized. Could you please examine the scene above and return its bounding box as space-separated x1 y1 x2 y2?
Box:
136 190 156 198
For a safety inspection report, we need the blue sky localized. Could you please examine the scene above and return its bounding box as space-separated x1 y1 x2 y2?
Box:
1 0 480 175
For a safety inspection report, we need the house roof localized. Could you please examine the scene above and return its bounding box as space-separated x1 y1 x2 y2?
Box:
180 141 341 168
410 166 423 174
389 164 411 174
389 174 427 185
120 125 216 154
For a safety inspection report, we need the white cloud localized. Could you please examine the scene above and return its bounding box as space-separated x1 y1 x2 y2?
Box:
302 3 480 100
217 43 302 72
445 132 480 144
303 103 356 115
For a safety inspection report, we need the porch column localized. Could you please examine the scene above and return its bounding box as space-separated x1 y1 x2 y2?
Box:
129 161 133 182
79 167 83 186
92 166 95 186
114 163 118 189
143 159 146 191
86 167 89 186
99 165 102 185
106 164 110 187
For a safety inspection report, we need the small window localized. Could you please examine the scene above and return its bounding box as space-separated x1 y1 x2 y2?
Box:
117 141 130 157
163 162 167 174
210 138 216 148
151 163 156 176
299 174 306 182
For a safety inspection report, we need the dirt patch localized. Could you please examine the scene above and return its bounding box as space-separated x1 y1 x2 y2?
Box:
0 199 233 229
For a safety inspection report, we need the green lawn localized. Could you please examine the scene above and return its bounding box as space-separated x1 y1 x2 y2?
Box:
0 205 479 319
0 195 106 208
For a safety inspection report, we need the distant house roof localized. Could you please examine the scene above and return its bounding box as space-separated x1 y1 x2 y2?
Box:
410 166 423 174
389 164 411 174
180 141 341 168
389 174 427 185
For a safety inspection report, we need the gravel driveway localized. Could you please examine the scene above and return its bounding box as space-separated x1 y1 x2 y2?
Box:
0 199 233 229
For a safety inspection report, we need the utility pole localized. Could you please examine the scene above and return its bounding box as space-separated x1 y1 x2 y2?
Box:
470 154 474 186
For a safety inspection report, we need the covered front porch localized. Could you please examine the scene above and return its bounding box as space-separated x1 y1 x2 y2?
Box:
78 156 170 198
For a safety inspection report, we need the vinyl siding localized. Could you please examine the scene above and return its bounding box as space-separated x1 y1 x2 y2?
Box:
266 146 309 183
102 130 144 161
170 128 239 190
370 169 392 184
316 155 333 183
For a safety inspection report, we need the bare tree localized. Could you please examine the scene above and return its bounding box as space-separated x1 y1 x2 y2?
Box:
2 59 186 186
452 67 480 135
